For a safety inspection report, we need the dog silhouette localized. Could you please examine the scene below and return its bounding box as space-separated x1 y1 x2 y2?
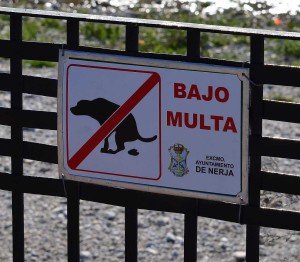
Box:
70 98 157 155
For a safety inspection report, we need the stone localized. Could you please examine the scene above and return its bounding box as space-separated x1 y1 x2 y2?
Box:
166 232 176 243
146 247 158 255
171 250 179 259
233 251 246 262
145 241 157 248
104 211 116 220
156 216 170 226
80 250 92 258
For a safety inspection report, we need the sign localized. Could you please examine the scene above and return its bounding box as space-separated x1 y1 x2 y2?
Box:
58 51 249 204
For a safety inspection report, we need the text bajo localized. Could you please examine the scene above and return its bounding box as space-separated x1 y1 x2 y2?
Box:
174 83 229 103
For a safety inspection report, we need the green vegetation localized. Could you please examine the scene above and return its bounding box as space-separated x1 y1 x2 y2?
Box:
22 18 41 41
283 40 300 59
291 60 300 67
139 27 186 55
22 17 66 43
23 60 57 68
80 22 125 49
268 94 298 103
1 1 300 67
272 96 295 102
0 15 10 39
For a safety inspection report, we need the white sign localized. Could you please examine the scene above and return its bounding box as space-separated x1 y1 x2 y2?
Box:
58 51 249 204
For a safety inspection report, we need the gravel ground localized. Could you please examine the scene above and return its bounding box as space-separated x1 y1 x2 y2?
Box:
0 59 300 262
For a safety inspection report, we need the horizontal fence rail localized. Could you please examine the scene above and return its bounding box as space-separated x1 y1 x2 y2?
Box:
0 6 299 262
2 7 300 39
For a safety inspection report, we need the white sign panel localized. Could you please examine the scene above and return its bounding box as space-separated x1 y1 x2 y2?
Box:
58 51 249 204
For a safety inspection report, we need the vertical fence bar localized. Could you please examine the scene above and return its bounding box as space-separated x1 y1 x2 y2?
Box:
125 25 139 262
67 181 80 262
67 18 80 49
246 35 264 262
125 207 138 262
184 199 198 262
10 13 25 262
126 24 139 54
187 29 200 61
185 31 200 262
66 18 80 262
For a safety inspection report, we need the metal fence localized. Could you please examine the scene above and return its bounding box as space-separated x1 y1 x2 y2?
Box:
0 7 300 262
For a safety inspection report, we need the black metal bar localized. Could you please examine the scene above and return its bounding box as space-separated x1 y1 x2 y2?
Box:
3 40 300 86
251 136 300 160
23 142 58 163
10 19 22 111
0 39 245 66
263 100 300 123
80 183 183 212
2 7 300 40
67 181 80 262
2 171 300 232
23 76 57 97
0 107 57 130
0 73 57 96
12 191 24 262
67 19 79 49
0 172 65 197
0 107 14 126
0 39 60 61
84 44 243 66
261 171 300 195
125 207 138 262
244 206 300 231
246 224 260 261
126 24 139 53
0 138 12 156
184 199 198 262
246 34 264 262
124 24 139 262
0 139 58 163
21 110 57 130
0 73 11 91
80 183 241 221
187 29 200 60
66 18 80 262
10 13 25 262
251 64 300 87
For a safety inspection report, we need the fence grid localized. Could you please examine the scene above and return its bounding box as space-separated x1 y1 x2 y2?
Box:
0 6 300 262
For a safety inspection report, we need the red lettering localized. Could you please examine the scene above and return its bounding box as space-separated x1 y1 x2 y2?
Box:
167 111 182 127
184 113 197 128
199 114 211 130
211 115 224 131
215 87 229 103
174 83 186 99
167 111 237 133
187 84 201 100
202 85 213 101
223 117 237 133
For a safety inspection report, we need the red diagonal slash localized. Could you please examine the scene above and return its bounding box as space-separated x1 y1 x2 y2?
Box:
68 72 160 170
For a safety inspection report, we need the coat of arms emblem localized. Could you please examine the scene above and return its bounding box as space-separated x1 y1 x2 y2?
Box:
168 143 189 177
